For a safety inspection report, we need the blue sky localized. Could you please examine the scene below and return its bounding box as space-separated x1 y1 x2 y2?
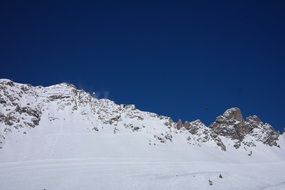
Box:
0 0 285 131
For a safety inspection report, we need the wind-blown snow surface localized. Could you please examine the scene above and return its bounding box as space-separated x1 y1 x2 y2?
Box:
0 79 285 190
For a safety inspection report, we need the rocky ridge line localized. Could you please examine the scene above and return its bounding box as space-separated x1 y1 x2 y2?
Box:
0 79 281 151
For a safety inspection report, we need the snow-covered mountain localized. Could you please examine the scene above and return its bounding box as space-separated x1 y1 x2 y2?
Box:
0 79 285 190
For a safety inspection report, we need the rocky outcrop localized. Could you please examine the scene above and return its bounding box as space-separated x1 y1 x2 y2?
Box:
174 119 227 150
210 107 247 141
245 115 279 147
209 108 280 148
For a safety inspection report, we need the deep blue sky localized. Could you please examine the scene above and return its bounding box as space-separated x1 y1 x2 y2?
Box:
0 1 285 131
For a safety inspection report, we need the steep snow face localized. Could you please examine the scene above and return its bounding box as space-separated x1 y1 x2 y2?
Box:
0 79 283 162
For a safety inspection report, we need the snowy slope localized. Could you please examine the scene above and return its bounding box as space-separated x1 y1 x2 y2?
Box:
0 79 285 190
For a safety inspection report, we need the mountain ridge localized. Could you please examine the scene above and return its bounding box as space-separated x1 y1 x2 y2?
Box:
0 79 282 153
1 79 285 190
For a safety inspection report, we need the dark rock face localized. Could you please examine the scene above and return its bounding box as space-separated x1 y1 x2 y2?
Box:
176 119 183 130
15 106 41 119
0 80 42 130
210 108 280 147
175 119 205 135
174 119 227 151
48 95 71 101
210 108 247 141
263 129 279 147
186 121 202 135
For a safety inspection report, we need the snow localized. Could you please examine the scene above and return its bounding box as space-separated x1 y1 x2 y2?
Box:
1 79 285 190
0 158 285 190
1 129 285 190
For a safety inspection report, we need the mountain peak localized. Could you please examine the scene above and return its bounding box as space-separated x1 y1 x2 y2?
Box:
222 107 244 122
0 79 13 83
0 79 15 87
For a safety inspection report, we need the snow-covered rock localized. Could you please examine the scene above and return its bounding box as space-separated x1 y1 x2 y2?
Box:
1 79 285 190
0 79 282 153
209 107 279 149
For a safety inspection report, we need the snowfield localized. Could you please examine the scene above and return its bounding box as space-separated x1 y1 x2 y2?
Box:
0 132 285 190
0 79 285 190
1 158 285 190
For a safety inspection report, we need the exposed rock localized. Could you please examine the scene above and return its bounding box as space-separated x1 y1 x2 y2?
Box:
0 97 6 104
187 120 205 135
15 106 41 118
210 107 247 141
175 119 183 130
49 95 71 101
210 108 279 147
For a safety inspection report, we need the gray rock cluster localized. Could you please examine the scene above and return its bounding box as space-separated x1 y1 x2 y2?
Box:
174 107 280 150
210 107 279 147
